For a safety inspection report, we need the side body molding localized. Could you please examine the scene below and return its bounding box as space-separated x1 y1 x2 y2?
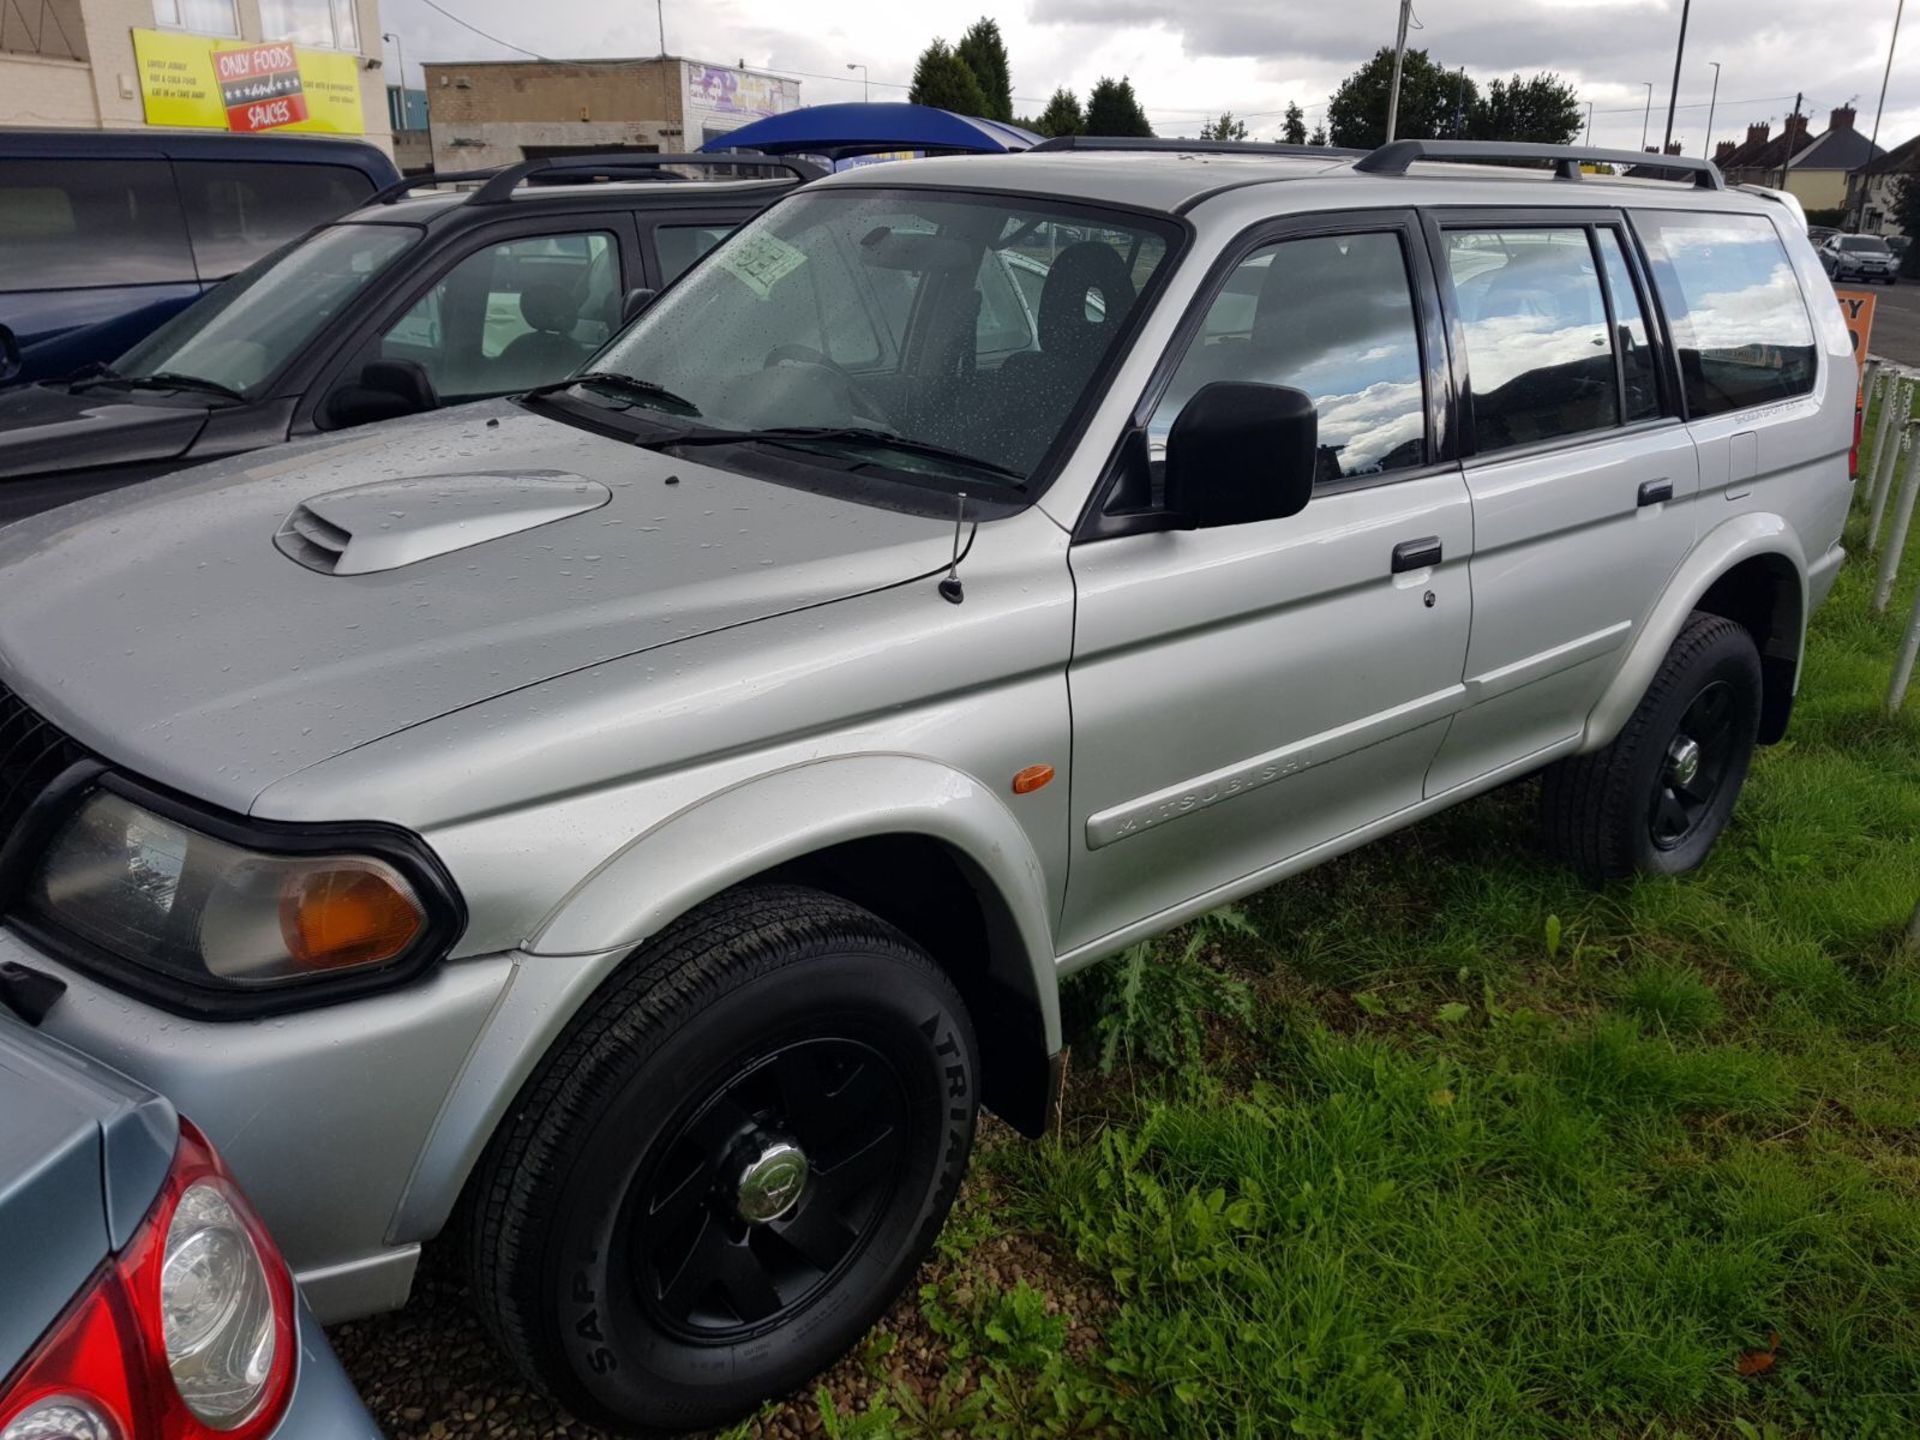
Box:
1579 511 1807 753
527 752 1064 1052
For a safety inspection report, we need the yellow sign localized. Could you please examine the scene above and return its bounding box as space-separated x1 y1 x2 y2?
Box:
1835 289 1878 407
133 28 364 135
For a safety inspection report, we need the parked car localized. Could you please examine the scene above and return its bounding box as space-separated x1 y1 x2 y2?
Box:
0 138 1852 1434
1806 224 1839 245
0 151 818 525
0 129 398 389
1819 231 1900 283
0 1010 378 1437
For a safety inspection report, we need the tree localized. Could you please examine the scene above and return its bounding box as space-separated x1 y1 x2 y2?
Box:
1308 122 1328 146
1468 72 1580 144
955 18 1012 123
1896 176 1920 279
1283 102 1307 145
1035 87 1085 138
1200 111 1249 141
908 39 988 117
1086 75 1153 136
1326 47 1477 149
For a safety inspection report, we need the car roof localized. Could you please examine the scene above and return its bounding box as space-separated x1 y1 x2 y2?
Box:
342 174 807 226
0 126 397 179
812 147 1789 222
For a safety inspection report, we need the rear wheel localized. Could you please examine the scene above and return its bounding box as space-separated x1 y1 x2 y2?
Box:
468 885 978 1435
1540 611 1762 882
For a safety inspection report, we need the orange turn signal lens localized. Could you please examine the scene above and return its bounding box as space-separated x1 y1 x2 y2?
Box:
1011 764 1055 795
279 862 425 971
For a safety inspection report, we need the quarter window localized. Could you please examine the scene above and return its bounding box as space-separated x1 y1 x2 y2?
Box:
1632 211 1816 418
1151 231 1428 483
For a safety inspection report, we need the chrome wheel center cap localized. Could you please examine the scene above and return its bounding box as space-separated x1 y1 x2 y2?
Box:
1666 735 1702 789
733 1140 809 1224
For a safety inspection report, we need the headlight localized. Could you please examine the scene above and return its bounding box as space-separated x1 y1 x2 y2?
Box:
31 790 431 989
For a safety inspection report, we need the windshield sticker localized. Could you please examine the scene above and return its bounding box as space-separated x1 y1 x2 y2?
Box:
718 231 808 299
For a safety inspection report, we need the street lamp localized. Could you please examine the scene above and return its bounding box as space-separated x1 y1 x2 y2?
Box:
1703 61 1721 159
846 61 868 102
382 30 406 129
1640 81 1653 151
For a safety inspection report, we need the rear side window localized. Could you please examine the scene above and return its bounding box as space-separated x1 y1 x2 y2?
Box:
0 159 193 292
174 161 374 278
655 224 733 285
1632 211 1816 418
1443 227 1618 452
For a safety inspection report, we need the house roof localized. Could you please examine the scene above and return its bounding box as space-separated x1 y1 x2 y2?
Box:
1792 126 1884 172
1860 134 1920 177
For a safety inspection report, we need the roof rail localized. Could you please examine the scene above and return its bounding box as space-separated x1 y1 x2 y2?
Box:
1353 139 1725 190
469 151 823 204
1030 135 1366 159
372 152 822 206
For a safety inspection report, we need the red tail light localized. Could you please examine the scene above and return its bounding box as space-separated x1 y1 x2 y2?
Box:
0 1119 296 1440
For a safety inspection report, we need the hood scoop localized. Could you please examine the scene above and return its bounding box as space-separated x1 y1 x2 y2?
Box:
275 471 611 576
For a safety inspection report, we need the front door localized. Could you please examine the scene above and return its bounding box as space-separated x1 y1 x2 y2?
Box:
1062 215 1472 954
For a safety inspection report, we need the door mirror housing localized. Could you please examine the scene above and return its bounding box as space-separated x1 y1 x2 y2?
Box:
0 324 20 384
324 359 437 429
1163 381 1318 529
621 287 658 325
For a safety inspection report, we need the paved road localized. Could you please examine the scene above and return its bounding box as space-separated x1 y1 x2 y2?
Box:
1838 274 1920 369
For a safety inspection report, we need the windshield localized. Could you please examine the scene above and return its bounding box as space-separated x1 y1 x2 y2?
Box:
583 188 1176 491
113 222 418 396
1840 236 1891 253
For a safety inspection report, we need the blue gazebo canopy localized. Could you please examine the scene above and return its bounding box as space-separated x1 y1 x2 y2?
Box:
702 103 1041 161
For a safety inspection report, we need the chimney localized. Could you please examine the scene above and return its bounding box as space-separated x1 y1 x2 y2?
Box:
1746 121 1770 145
1664 140 1682 155
1784 112 1809 141
1829 105 1855 132
1715 140 1736 162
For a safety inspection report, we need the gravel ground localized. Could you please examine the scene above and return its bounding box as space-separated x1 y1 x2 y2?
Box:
328 1166 1103 1440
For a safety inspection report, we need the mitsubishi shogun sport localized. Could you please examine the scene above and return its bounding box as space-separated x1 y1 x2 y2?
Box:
0 138 1852 1434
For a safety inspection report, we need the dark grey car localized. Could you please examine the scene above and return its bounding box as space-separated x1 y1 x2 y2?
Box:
0 1008 378 1438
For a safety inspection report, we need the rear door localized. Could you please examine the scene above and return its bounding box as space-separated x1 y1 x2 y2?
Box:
1062 212 1472 952
1421 210 1700 795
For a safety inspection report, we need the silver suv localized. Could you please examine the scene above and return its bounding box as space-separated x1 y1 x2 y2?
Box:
0 139 1852 1434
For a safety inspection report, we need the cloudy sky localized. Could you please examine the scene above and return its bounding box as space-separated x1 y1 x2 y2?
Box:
383 0 1919 160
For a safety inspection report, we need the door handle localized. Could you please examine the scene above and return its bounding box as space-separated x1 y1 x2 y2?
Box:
1638 477 1674 507
1391 536 1442 573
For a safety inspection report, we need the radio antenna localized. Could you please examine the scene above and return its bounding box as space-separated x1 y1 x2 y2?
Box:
939 492 968 604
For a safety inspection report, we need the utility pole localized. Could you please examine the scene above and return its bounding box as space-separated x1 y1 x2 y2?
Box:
1585 100 1594 146
1455 65 1466 137
1864 0 1906 225
1703 61 1721 158
1640 81 1653 150
1662 0 1692 151
1385 0 1413 143
1780 91 1803 189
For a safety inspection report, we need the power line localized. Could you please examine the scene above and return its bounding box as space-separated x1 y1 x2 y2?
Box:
407 0 546 59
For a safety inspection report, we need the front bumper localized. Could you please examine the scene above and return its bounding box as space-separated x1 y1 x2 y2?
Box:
0 922 514 1320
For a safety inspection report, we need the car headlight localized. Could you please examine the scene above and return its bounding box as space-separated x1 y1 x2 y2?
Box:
30 789 436 991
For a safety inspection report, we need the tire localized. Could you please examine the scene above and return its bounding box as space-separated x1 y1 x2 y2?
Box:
1540 611 1762 882
467 884 979 1435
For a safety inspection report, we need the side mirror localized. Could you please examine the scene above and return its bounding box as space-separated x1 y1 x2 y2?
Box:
621 287 658 325
0 324 20 385
324 359 437 429
1163 381 1317 529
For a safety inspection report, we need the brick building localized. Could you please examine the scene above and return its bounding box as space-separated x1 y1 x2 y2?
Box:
0 0 391 147
421 56 799 172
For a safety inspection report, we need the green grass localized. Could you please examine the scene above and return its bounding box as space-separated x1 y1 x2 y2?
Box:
798 495 1920 1439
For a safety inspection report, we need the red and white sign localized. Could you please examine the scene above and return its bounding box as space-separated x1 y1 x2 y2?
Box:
216 42 308 132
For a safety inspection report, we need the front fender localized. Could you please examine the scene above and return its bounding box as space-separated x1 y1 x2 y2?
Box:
528 751 1062 1051
1580 511 1807 752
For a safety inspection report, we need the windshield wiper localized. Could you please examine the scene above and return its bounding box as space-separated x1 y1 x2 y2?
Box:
71 370 244 403
523 372 702 416
657 425 1025 486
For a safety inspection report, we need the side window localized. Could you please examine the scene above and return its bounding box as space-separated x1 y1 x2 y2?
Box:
1151 231 1428 483
1631 211 1816 418
174 161 374 278
374 231 618 401
1595 229 1661 423
0 159 193 291
655 224 733 285
1444 227 1618 453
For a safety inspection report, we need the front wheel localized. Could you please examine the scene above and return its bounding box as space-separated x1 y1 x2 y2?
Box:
1540 611 1762 882
468 885 979 1435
